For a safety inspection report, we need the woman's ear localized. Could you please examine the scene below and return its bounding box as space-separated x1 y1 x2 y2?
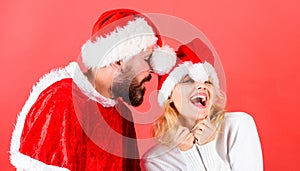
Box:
214 90 227 109
167 96 176 109
167 98 173 104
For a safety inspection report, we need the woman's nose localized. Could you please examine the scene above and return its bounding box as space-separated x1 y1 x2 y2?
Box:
197 83 206 90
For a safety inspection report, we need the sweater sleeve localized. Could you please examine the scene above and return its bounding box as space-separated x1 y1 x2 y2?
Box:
142 158 174 171
180 142 231 171
142 152 185 171
142 145 189 171
226 112 263 171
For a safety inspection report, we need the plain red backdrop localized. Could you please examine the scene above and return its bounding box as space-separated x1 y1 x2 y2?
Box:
1 0 299 170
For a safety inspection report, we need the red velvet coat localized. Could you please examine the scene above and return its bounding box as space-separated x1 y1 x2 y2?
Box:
10 62 140 171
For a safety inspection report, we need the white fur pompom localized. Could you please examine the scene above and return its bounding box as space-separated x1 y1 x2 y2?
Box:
189 63 209 83
150 45 176 75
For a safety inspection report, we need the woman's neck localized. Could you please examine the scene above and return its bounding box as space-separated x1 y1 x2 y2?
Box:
178 116 195 130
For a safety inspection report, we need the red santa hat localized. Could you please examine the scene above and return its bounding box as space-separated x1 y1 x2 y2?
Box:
156 38 220 107
81 9 176 75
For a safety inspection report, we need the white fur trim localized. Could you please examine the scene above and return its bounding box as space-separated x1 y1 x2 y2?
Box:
10 62 115 170
81 17 158 69
158 62 191 107
66 62 115 107
203 61 220 89
158 61 219 107
189 63 209 83
10 65 71 170
150 45 177 75
11 153 70 171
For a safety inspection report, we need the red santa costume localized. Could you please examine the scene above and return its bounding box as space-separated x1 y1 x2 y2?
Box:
10 9 176 171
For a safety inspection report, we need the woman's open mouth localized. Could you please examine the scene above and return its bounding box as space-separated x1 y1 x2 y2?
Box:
190 93 208 108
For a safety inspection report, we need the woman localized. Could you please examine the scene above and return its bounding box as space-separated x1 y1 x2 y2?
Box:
143 38 263 170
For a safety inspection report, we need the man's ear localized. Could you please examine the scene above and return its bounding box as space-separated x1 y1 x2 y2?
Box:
111 60 123 70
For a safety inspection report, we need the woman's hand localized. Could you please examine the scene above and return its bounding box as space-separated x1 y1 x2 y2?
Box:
177 117 217 151
191 117 217 145
178 132 195 151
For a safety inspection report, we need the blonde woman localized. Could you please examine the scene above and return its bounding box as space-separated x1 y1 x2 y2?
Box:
143 38 263 171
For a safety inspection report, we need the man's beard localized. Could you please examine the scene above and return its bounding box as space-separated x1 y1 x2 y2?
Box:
112 72 152 107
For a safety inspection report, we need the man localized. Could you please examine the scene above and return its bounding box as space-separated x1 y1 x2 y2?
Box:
10 9 176 171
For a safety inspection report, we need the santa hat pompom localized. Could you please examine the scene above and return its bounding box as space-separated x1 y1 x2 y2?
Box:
150 45 177 75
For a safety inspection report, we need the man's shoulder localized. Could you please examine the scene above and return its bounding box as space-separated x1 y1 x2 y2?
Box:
31 63 73 93
45 78 73 92
27 63 77 106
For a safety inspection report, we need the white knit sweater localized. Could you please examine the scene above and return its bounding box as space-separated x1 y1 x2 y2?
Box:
142 112 263 171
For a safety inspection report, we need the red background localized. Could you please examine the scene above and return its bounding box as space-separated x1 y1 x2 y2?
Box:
1 0 299 170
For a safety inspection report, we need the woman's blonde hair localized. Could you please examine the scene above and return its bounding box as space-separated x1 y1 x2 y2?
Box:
152 83 227 145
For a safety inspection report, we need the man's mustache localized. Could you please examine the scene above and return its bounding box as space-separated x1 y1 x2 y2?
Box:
139 74 152 86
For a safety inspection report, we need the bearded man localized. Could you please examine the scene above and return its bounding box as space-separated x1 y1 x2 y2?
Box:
10 9 175 171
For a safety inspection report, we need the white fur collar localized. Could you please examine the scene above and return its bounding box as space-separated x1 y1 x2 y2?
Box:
10 62 115 170
66 62 116 107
